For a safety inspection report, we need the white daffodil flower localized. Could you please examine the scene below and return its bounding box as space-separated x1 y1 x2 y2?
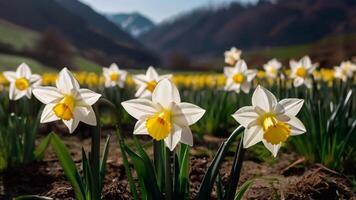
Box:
33 68 101 133
224 60 257 94
289 56 317 88
263 59 282 78
232 85 306 157
122 79 205 151
103 63 128 88
224 47 242 66
133 66 172 99
3 63 41 100
334 61 356 82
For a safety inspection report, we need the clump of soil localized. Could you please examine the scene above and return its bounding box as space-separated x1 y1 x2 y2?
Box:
0 134 355 200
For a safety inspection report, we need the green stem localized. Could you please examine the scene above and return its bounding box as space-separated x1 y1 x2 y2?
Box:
154 140 164 190
91 106 101 198
165 147 173 200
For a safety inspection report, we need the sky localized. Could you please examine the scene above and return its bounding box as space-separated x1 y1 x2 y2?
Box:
79 0 257 23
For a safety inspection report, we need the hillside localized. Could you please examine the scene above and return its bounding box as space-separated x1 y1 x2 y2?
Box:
0 19 102 72
106 12 155 37
0 0 158 67
140 0 356 65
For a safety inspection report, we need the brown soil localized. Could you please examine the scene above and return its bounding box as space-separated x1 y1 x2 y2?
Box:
0 131 355 200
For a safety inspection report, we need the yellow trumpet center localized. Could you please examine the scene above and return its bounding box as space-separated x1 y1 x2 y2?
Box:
268 67 277 75
110 72 120 82
260 114 291 145
15 77 30 91
232 73 245 84
296 67 307 78
146 110 172 140
53 95 76 121
146 80 158 92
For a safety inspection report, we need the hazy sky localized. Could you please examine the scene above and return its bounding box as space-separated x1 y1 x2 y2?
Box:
79 0 257 23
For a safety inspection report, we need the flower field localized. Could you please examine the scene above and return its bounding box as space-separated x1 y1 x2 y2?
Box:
0 50 355 199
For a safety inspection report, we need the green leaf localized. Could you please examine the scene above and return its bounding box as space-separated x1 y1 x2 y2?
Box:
51 133 85 200
100 135 111 190
197 126 244 200
124 144 164 199
224 137 245 200
34 134 53 161
234 179 254 200
178 144 190 199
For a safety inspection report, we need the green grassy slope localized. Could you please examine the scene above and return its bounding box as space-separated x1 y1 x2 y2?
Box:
0 53 53 73
0 19 101 73
0 19 40 50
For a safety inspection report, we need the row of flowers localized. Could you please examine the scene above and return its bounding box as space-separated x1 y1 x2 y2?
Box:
1 53 355 93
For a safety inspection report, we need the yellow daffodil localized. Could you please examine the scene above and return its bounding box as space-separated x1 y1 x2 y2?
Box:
232 85 306 157
122 79 205 151
3 63 41 100
133 66 172 98
103 63 128 88
33 68 101 133
224 60 257 94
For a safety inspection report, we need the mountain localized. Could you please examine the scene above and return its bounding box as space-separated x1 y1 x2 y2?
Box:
140 0 356 65
106 13 155 37
0 0 158 67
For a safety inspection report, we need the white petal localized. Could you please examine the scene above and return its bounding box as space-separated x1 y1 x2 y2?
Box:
3 71 17 82
240 82 251 94
172 102 205 127
56 68 80 94
30 74 41 83
74 106 97 126
33 87 63 104
224 66 235 76
293 77 304 87
40 104 59 123
252 85 277 112
121 99 158 120
289 60 298 70
235 60 247 72
133 120 149 135
9 84 15 100
135 85 148 98
78 89 101 106
133 74 148 85
304 79 312 88
278 99 304 116
262 140 281 157
16 63 31 78
164 125 182 151
301 56 312 68
109 63 119 71
25 88 32 99
152 79 180 108
288 116 306 135
245 70 257 82
63 118 80 134
179 127 193 147
243 126 263 148
232 106 259 128
146 66 159 80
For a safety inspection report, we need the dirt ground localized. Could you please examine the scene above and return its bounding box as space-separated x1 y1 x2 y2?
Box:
1 129 355 200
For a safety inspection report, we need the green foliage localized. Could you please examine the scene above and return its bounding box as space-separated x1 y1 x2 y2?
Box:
0 98 51 170
289 81 356 171
50 133 111 200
